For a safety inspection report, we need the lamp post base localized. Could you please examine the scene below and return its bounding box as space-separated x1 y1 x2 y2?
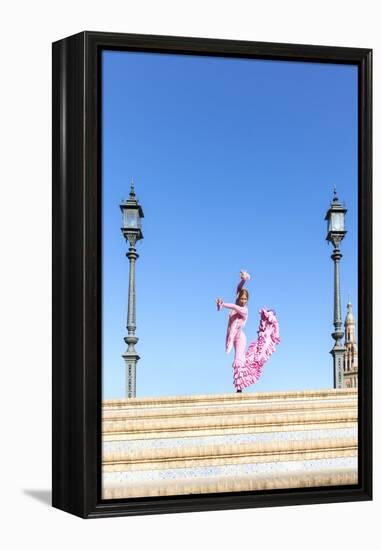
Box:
330 346 346 389
123 352 140 398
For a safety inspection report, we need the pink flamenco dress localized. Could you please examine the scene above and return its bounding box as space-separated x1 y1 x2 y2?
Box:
218 274 280 391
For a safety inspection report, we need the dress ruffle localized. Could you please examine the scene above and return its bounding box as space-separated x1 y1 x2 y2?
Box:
233 308 280 391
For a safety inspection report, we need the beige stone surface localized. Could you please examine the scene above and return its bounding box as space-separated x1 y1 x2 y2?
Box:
104 439 357 472
103 397 356 420
104 436 357 463
102 468 358 499
103 410 357 438
103 388 357 409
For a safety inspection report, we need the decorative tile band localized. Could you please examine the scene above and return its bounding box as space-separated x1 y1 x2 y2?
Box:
103 456 357 484
103 427 358 453
103 421 357 441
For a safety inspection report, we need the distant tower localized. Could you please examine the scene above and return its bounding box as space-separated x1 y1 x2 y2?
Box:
343 302 358 388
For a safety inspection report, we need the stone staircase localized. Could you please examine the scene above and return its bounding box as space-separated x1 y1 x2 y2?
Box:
102 388 358 499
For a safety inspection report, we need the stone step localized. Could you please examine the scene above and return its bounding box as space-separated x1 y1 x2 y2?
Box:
102 463 358 499
103 426 357 452
103 397 356 421
103 409 357 440
103 436 357 472
103 388 357 411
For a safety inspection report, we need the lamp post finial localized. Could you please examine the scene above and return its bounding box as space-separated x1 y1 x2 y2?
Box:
130 179 136 198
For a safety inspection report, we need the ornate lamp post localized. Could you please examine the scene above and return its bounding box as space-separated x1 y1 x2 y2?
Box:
325 188 347 388
120 182 144 398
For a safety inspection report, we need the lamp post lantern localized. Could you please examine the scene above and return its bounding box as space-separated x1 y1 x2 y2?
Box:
325 187 347 388
120 182 144 398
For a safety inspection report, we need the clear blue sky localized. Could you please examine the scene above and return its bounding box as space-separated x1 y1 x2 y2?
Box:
102 50 358 399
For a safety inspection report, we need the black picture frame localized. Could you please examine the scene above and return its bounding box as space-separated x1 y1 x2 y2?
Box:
52 31 372 519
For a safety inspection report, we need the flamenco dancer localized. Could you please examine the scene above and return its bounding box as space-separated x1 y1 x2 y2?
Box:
216 270 280 393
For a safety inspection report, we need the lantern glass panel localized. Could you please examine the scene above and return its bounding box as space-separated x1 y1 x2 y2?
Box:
123 208 139 229
331 211 344 232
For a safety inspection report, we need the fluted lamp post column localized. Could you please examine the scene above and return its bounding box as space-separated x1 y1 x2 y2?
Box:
120 182 144 398
325 188 347 389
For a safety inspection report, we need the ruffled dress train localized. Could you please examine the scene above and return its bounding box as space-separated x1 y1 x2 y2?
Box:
232 308 280 391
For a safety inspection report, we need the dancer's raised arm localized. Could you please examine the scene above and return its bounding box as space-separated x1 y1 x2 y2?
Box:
220 302 248 316
216 270 251 313
236 270 251 295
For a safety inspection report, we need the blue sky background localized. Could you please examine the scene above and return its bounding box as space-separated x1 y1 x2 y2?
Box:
102 51 358 399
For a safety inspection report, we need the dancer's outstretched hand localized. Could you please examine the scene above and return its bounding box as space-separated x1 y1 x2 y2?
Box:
240 270 251 281
216 298 223 310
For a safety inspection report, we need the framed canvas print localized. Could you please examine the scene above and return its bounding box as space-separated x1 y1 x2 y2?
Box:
52 31 372 518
